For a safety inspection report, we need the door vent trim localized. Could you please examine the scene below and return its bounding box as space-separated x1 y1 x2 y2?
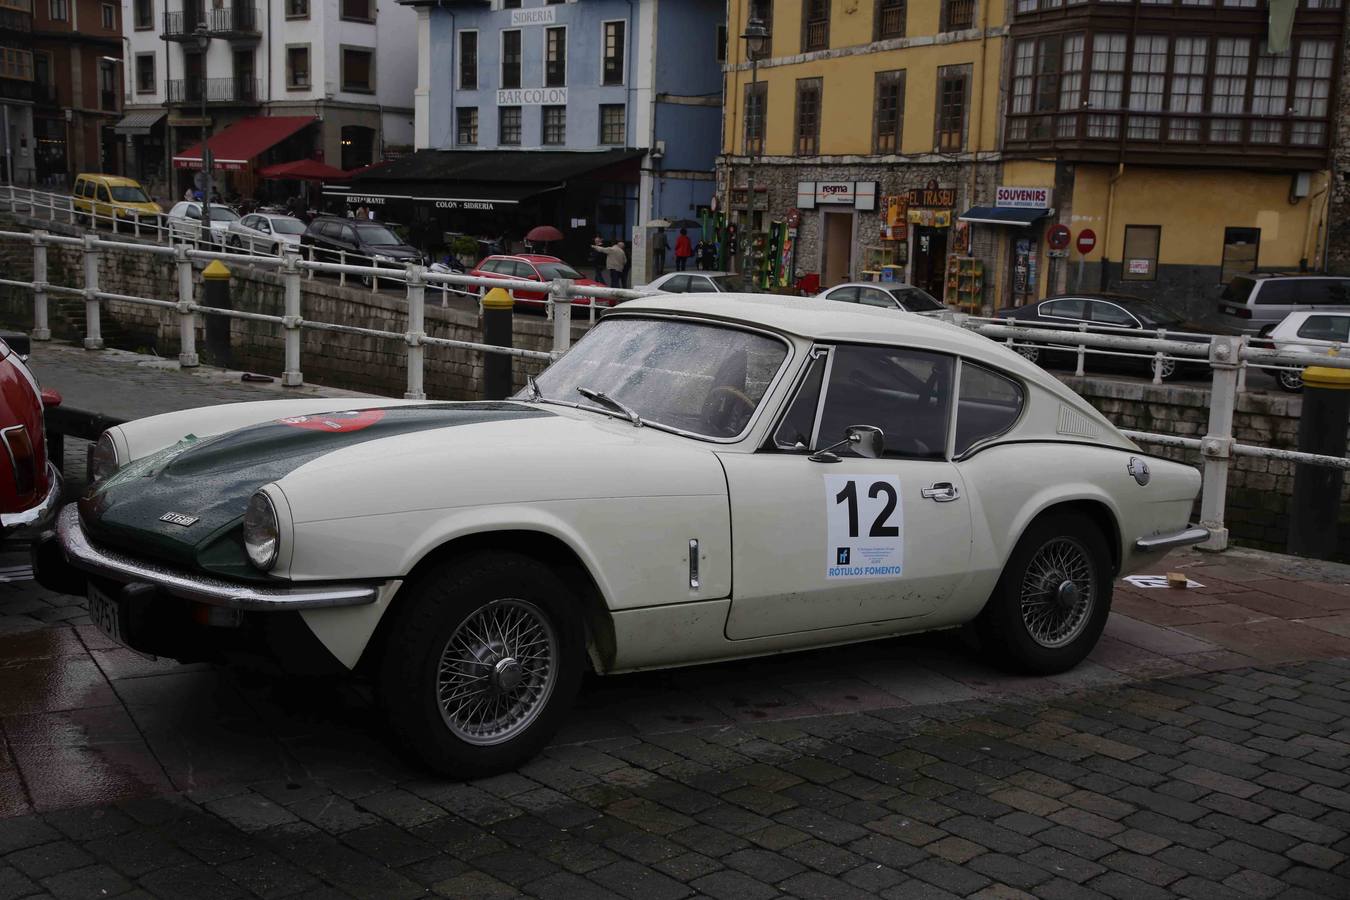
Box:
1057 405 1098 438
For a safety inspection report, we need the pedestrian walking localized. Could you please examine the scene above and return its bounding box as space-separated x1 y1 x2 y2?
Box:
697 237 717 271
589 235 606 282
674 228 694 271
604 241 628 289
651 228 668 278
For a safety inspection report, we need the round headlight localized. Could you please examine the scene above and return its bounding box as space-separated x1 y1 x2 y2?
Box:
89 432 120 482
243 491 279 571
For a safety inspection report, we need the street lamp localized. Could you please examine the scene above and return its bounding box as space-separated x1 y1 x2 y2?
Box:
194 23 213 240
740 15 768 278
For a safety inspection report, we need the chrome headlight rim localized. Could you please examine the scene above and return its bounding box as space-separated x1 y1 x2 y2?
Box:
243 490 280 572
88 431 121 483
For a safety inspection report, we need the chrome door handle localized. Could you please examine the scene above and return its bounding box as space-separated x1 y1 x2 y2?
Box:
921 482 961 502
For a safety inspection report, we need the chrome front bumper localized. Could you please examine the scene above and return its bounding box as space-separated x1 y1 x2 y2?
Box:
1135 525 1210 553
0 462 63 530
54 504 378 611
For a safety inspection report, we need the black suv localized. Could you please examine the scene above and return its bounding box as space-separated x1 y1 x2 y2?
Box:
301 215 424 283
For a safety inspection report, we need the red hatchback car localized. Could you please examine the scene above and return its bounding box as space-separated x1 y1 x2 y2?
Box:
0 334 60 535
468 254 611 310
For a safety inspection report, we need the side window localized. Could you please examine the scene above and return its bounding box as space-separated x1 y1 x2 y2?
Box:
858 288 896 309
96 184 111 202
185 205 202 220
342 225 358 243
954 363 1025 457
241 216 255 229
816 345 954 459
1089 302 1138 328
258 219 271 233
687 277 718 293
662 274 691 292
828 286 860 303
76 180 90 198
1255 280 1299 305
1296 315 1350 343
1301 279 1350 306
1041 298 1086 319
772 351 828 450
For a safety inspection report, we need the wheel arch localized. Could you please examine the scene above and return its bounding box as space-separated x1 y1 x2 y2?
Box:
1019 498 1123 576
356 529 617 676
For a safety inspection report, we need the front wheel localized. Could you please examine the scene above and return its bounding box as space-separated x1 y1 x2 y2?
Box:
378 552 584 777
1278 369 1304 392
975 512 1113 674
1014 344 1041 365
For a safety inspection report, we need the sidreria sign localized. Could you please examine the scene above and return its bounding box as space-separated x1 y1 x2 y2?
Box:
509 7 556 26
496 87 569 107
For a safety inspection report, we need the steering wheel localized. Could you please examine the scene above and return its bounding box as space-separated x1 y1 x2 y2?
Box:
702 386 756 435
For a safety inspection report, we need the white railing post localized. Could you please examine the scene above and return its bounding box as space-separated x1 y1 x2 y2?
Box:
307 245 316 281
1075 322 1087 377
4 185 14 214
550 279 573 354
1236 333 1249 393
404 264 427 400
281 250 303 386
1198 335 1239 552
31 231 50 341
338 249 346 287
176 244 199 367
82 233 103 350
370 261 379 294
1152 327 1165 385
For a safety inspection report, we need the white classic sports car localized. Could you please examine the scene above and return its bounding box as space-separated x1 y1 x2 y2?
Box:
39 295 1206 775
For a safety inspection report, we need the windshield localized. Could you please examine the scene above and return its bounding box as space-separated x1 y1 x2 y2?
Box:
891 287 943 311
531 317 789 439
110 186 150 203
209 207 240 222
1133 300 1186 326
270 218 305 235
537 262 582 280
356 223 402 246
711 274 757 292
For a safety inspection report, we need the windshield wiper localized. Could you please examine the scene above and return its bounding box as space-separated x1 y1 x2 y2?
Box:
577 386 643 427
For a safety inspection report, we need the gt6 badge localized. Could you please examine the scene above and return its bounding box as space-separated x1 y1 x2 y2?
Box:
825 474 903 579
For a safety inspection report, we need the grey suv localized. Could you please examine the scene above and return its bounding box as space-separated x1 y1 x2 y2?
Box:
1217 274 1350 335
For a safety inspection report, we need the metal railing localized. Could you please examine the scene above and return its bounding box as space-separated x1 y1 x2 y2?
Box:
2 188 1348 555
167 76 259 104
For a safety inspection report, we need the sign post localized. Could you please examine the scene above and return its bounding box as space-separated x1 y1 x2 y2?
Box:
1075 228 1097 291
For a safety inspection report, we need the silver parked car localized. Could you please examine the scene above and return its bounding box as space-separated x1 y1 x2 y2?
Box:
164 201 240 244
818 282 948 316
1217 273 1350 336
639 271 763 294
226 213 307 256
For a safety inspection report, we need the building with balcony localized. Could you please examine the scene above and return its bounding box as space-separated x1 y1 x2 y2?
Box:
119 0 417 202
1004 0 1344 314
0 0 36 185
29 0 124 187
347 0 723 280
717 0 1008 302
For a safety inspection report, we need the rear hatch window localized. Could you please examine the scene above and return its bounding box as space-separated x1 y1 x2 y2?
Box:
1221 277 1256 306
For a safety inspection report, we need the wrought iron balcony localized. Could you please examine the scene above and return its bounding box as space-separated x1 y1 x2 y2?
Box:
166 76 259 104
162 5 259 40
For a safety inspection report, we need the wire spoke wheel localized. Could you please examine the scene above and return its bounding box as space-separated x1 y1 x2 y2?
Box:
436 598 559 746
1019 537 1096 649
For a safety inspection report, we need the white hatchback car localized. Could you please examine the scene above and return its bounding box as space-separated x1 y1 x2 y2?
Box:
164 201 240 244
639 271 762 294
818 282 949 316
40 295 1205 775
1269 310 1350 391
225 213 307 256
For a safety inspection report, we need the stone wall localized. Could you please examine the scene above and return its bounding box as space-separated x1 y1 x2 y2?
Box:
1062 375 1350 562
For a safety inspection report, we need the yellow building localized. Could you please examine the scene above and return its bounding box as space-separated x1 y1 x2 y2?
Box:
719 0 1008 303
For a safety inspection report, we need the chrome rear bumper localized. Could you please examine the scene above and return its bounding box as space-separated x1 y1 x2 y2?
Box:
54 505 378 611
1134 525 1210 553
0 463 63 530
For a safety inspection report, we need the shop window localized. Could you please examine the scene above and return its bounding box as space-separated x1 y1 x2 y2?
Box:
599 104 625 145
1220 227 1259 283
1122 225 1160 282
875 0 905 40
602 21 624 85
801 0 829 52
459 32 477 90
340 125 374 171
744 81 767 155
456 107 478 146
545 26 566 88
935 65 969 152
340 0 372 22
501 30 521 89
134 0 152 29
135 54 155 93
542 105 565 145
341 47 373 93
794 77 821 156
873 70 904 154
499 106 521 145
286 45 310 89
941 0 974 31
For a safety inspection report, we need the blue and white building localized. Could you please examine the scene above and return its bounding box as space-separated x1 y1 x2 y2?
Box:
341 0 723 279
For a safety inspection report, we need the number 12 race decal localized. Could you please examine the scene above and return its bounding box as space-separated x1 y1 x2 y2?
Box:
825 475 903 579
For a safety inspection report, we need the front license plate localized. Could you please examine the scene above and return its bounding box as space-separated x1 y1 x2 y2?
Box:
87 584 126 648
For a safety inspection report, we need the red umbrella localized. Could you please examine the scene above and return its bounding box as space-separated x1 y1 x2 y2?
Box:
526 225 564 243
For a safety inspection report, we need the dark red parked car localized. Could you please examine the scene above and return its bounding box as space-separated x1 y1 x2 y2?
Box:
468 254 611 310
0 333 61 535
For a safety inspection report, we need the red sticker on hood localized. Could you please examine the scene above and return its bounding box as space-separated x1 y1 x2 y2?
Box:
276 409 387 433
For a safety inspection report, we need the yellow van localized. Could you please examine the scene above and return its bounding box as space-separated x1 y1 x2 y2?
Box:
72 174 161 225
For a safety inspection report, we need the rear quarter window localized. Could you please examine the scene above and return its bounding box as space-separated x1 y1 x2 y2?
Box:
1303 279 1350 306
1254 280 1300 305
955 363 1025 457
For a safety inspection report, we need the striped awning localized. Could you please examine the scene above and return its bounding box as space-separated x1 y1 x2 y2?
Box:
113 110 166 136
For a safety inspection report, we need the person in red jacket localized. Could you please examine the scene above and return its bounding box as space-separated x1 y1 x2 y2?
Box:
674 228 694 271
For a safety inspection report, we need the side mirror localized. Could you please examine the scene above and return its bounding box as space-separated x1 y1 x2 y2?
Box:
808 425 886 463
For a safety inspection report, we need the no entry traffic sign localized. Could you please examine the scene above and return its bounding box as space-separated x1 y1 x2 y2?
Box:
1046 224 1070 250
1076 229 1097 255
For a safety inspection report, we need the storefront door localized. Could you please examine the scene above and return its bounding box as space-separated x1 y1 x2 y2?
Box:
912 226 947 297
822 211 853 287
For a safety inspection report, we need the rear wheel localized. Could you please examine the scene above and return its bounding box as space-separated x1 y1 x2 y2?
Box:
1014 344 1041 365
975 512 1113 674
378 551 584 777
1278 369 1305 392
